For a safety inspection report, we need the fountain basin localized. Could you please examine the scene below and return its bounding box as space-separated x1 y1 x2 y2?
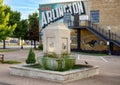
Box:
38 56 76 71
10 64 99 83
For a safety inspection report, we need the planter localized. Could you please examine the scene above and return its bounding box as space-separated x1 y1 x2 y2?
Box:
38 56 76 71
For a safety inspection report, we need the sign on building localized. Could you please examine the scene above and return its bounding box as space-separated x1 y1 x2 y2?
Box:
39 1 86 29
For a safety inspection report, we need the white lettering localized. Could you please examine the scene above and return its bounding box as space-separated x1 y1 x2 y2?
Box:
63 5 67 13
68 3 73 15
55 8 60 19
72 2 79 14
52 9 56 20
77 1 84 14
58 6 64 17
46 11 53 24
42 12 47 28
40 1 85 28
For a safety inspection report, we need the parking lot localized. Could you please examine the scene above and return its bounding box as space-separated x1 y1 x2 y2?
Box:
0 49 120 85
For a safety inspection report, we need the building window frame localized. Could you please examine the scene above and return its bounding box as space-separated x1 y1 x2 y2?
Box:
90 10 100 23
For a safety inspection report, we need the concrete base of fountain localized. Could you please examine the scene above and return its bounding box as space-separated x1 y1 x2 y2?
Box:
10 64 99 83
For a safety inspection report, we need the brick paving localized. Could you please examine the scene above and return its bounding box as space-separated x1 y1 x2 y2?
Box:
0 49 120 85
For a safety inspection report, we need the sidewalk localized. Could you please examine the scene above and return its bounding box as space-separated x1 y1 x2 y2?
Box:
0 49 120 85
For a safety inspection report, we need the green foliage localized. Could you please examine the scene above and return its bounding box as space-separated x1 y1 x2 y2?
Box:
27 12 39 49
14 19 29 39
25 64 41 68
47 53 57 58
0 0 17 48
25 64 92 72
0 1 17 40
3 60 21 64
21 19 29 39
26 48 36 64
37 44 43 50
28 12 39 41
78 52 107 56
61 52 69 58
2 4 28 41
0 49 16 52
43 52 57 58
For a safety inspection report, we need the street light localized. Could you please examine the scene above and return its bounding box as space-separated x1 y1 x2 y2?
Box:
107 26 111 55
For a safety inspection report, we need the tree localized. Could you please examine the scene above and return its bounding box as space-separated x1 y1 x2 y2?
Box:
20 19 29 39
0 0 16 49
9 10 29 49
19 19 29 49
28 12 39 49
12 11 21 38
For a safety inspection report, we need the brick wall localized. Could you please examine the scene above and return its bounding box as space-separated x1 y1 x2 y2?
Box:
90 0 120 35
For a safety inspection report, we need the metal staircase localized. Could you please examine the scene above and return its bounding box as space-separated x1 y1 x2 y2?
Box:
86 21 120 47
68 20 120 47
68 20 120 55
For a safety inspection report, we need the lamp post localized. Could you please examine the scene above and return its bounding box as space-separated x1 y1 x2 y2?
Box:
107 26 111 55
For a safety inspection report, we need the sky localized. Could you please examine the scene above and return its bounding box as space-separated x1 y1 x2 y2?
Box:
3 0 80 19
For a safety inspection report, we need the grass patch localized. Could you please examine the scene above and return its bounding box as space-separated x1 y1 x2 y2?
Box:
25 64 92 72
59 64 93 72
3 60 21 64
73 64 92 69
0 49 16 52
76 52 107 56
26 64 42 68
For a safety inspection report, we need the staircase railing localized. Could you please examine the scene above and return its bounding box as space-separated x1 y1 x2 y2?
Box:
87 21 120 43
68 20 120 46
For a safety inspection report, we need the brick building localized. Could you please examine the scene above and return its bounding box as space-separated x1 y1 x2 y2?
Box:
39 0 120 55
91 0 120 34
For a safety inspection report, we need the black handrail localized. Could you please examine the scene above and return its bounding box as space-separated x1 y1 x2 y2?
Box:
69 20 120 46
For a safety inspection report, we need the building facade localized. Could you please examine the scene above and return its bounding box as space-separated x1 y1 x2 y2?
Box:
39 0 120 55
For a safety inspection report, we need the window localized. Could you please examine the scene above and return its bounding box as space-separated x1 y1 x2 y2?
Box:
63 12 71 23
90 10 100 23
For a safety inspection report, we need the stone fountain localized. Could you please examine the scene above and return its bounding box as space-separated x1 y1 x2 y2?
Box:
37 23 76 71
10 23 99 83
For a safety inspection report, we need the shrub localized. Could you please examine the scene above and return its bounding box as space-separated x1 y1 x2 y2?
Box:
37 44 43 50
26 48 36 64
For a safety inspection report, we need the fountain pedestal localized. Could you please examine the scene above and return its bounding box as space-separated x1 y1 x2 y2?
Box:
43 23 70 56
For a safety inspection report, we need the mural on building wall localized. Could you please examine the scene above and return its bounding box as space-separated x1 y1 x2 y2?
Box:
81 34 107 51
39 1 86 29
86 40 97 47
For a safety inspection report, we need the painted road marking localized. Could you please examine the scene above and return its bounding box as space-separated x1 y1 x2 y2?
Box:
100 57 108 62
76 56 108 63
77 55 80 60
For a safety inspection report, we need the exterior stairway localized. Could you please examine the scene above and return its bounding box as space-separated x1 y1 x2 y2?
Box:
68 20 120 55
86 21 120 47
